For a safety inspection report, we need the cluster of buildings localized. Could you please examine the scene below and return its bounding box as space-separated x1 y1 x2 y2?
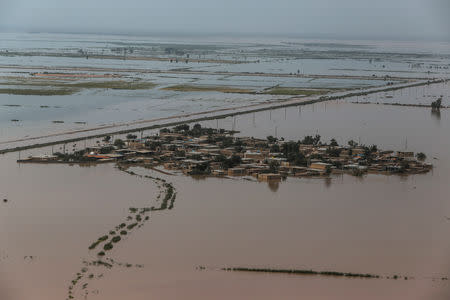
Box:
18 126 433 181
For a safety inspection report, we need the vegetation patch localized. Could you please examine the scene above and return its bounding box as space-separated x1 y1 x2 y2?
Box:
0 78 155 96
111 236 121 243
220 267 381 279
162 84 254 94
68 81 156 90
263 87 331 96
0 88 77 96
103 243 113 251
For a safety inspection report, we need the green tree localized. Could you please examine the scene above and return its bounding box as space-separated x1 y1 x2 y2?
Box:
431 97 442 110
267 136 277 143
268 161 280 173
416 152 426 161
302 136 314 145
348 140 357 147
330 138 338 147
270 144 281 153
174 124 189 132
114 139 125 148
313 134 321 145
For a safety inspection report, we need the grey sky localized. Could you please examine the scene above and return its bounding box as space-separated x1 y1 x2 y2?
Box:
0 0 449 40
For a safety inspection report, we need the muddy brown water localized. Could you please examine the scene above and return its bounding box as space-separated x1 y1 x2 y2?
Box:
1 88 450 299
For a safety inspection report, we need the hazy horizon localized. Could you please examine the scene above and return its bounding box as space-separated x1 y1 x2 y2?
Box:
1 0 450 42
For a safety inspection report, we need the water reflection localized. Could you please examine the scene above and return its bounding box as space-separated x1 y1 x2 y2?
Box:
324 177 332 188
431 108 441 122
266 180 280 192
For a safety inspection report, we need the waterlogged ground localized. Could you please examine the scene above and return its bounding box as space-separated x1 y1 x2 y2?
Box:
1 33 450 145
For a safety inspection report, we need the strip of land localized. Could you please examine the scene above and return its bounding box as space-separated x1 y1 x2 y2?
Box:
0 51 251 64
0 78 157 95
216 267 448 281
0 64 422 81
351 101 449 108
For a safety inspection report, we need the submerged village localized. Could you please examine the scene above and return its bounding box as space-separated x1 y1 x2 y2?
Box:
18 124 433 180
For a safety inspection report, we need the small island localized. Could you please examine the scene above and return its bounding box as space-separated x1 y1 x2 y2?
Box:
18 124 432 180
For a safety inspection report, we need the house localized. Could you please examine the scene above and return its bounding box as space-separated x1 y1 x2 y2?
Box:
228 168 246 176
309 162 332 172
212 169 226 176
397 151 415 159
127 141 146 150
352 148 366 155
244 151 265 160
258 173 281 181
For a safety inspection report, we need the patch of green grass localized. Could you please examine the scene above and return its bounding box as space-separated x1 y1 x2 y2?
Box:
0 79 156 95
162 84 254 94
263 87 330 96
68 81 156 90
0 88 77 96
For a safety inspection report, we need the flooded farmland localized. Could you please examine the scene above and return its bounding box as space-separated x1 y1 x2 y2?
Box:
0 33 449 300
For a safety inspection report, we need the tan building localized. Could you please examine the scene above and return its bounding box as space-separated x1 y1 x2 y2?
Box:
228 168 246 176
397 151 414 158
244 151 265 160
352 148 366 155
258 173 281 181
309 162 332 171
127 141 146 150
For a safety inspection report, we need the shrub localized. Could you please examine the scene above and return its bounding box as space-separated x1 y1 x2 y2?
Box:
103 243 113 251
111 236 121 243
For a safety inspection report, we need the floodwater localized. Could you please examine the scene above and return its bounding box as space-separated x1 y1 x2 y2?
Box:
1 34 450 299
1 84 450 299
